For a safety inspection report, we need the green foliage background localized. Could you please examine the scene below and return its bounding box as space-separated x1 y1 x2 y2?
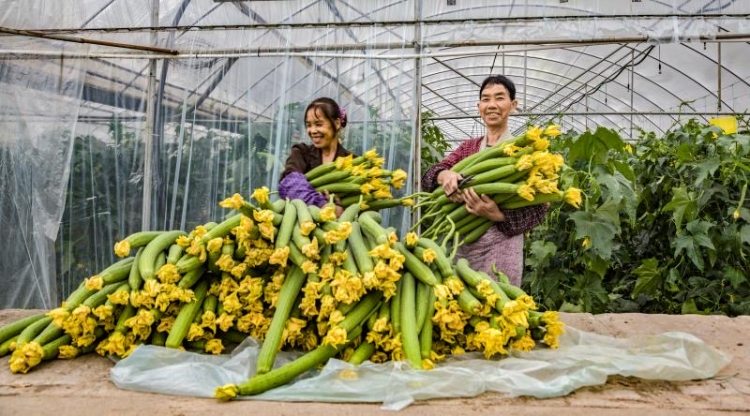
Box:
523 118 750 315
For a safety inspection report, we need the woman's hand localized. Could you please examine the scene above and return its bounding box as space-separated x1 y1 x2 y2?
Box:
463 188 505 222
437 170 464 203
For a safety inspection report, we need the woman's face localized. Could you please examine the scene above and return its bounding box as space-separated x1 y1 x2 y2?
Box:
305 108 340 149
477 83 517 129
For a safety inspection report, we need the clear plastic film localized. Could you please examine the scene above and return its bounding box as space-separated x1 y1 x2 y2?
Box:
111 326 730 411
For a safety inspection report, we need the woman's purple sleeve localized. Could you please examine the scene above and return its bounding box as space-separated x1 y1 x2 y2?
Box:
278 172 327 207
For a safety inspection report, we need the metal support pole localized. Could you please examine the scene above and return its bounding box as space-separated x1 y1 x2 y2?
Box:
629 48 635 140
410 0 423 229
717 41 722 111
141 0 159 231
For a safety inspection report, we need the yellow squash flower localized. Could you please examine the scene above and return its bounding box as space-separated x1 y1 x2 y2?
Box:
205 338 224 355
433 284 451 300
517 184 535 201
253 209 275 224
502 300 529 328
511 333 536 352
113 240 130 258
543 124 561 138
444 277 464 295
302 238 320 260
564 187 583 208
219 193 245 210
299 221 317 237
319 205 337 222
526 125 543 142
215 313 235 332
581 236 591 250
156 264 181 284
214 384 239 401
334 154 354 171
405 232 419 247
401 198 415 207
175 235 191 247
318 263 335 280
421 248 437 264
329 251 348 265
302 260 319 274
258 221 276 241
542 311 565 349
503 144 522 156
84 275 104 291
391 169 408 189
58 345 79 359
251 186 270 205
351 164 368 177
363 149 378 161
515 154 534 171
206 237 223 254
374 187 392 200
269 246 290 267
47 307 69 327
323 326 348 347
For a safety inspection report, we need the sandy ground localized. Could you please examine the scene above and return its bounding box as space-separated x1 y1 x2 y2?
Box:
0 309 748 416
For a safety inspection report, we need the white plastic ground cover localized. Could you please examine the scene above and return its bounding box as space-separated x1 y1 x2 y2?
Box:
110 326 729 410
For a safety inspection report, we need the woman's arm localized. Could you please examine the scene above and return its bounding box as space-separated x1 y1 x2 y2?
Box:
278 144 327 207
421 139 480 191
279 172 328 207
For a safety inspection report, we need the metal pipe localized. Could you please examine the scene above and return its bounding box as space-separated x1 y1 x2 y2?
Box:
18 13 750 34
0 26 179 55
718 41 722 111
141 0 159 231
410 0 423 230
429 111 747 119
2 32 748 59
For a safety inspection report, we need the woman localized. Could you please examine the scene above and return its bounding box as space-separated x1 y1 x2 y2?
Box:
421 75 547 285
279 97 351 215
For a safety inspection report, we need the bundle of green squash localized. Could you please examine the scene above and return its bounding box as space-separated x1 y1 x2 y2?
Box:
415 124 582 245
0 140 576 400
0 191 564 400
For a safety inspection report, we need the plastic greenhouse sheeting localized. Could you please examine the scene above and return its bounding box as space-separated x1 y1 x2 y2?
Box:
111 326 729 410
2 0 750 310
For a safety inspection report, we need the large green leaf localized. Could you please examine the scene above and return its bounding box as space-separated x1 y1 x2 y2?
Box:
673 220 715 271
612 159 636 183
569 200 620 259
662 186 698 231
632 258 662 297
724 266 747 289
692 157 721 188
595 169 638 223
567 127 625 165
525 240 557 269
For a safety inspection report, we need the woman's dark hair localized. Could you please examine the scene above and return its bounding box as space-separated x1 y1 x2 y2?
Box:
304 97 348 132
479 75 516 101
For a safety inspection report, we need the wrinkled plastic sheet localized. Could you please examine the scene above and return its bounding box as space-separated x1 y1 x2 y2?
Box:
111 327 730 410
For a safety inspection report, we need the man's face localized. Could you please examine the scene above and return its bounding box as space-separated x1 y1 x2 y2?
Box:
477 83 518 129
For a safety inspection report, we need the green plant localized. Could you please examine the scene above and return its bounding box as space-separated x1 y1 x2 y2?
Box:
524 118 750 315
420 111 451 173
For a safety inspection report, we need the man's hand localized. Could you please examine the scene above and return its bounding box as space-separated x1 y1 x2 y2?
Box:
463 188 505 222
437 170 464 203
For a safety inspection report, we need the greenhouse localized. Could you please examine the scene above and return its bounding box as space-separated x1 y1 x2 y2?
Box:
1 1 749 414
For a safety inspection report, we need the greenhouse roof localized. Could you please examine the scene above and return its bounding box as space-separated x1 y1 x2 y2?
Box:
1 0 749 142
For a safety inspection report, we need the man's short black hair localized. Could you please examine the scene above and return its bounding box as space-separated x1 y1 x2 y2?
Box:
479 75 516 101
